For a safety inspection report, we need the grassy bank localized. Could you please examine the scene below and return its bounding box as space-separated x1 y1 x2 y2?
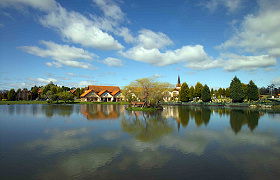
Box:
125 107 162 111
0 101 48 105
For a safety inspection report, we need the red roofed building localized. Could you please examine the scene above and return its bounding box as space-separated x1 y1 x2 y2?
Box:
80 85 123 102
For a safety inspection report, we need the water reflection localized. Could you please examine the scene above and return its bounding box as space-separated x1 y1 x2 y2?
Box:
121 111 173 142
80 104 124 120
164 106 263 134
1 104 280 179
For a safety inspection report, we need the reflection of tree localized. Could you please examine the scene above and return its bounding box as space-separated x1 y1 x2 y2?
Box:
41 105 74 117
201 108 211 125
230 109 261 133
80 104 120 120
121 111 173 142
178 107 190 127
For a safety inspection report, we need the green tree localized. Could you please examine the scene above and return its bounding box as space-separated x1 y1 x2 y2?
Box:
179 82 189 102
31 86 39 100
201 85 211 102
247 80 259 101
194 82 203 98
229 76 245 103
225 88 230 97
8 89 16 101
189 86 195 100
58 91 74 103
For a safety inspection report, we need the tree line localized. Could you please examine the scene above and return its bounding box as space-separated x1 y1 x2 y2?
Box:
179 76 260 103
0 82 83 103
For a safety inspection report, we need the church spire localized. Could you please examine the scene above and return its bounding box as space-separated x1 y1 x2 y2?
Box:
177 75 181 85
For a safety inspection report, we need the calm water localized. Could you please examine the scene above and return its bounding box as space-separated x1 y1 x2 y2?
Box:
1 104 280 180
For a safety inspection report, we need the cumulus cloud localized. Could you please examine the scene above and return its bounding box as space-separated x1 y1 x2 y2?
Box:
218 0 280 57
203 0 241 13
20 41 95 69
0 0 57 12
103 57 123 67
137 29 173 49
39 5 123 50
121 44 211 66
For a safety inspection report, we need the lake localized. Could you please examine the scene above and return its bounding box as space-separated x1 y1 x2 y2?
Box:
0 104 280 180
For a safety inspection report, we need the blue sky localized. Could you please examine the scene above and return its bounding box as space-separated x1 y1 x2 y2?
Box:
0 0 279 89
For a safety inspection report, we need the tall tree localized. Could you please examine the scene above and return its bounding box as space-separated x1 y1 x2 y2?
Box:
247 80 259 101
201 85 211 102
229 76 245 103
189 86 195 100
194 82 203 98
8 89 16 101
179 82 189 102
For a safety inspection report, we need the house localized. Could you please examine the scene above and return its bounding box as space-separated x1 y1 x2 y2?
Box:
80 85 123 102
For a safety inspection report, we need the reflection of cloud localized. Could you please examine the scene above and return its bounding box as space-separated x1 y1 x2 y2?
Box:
40 148 121 179
26 128 92 154
122 129 278 156
101 130 122 140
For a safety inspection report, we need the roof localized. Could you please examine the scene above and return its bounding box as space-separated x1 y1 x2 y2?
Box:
88 85 120 93
80 85 121 98
80 89 93 97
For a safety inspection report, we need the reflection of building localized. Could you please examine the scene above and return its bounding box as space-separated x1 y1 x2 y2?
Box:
80 85 123 102
80 104 123 120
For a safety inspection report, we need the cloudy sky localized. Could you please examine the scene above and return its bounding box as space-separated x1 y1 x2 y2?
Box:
0 0 279 89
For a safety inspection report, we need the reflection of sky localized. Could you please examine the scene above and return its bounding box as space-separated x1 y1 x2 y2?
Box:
1 105 280 179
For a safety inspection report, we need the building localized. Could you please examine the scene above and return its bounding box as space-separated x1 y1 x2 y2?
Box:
163 76 182 102
80 85 123 102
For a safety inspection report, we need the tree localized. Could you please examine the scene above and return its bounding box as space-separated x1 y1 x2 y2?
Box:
189 86 195 100
124 78 171 107
247 80 259 101
229 76 245 103
58 91 74 103
225 88 230 97
8 89 16 101
31 86 39 100
194 82 203 98
201 85 211 102
179 82 189 102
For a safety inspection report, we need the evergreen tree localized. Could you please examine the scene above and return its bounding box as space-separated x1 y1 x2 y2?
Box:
179 82 189 102
194 82 203 98
247 80 259 101
201 85 211 102
189 86 195 101
225 88 230 97
229 76 245 103
8 89 16 101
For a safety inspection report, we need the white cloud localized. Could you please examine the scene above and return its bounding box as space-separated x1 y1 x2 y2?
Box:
121 44 210 66
103 57 123 67
20 41 94 69
203 0 241 13
30 78 58 84
136 29 173 49
93 0 124 21
39 5 123 50
0 0 57 12
219 0 280 57
222 54 277 71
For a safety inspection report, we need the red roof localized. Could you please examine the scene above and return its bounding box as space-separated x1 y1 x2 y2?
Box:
80 85 121 98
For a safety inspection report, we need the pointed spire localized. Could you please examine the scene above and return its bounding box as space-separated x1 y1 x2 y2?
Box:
178 75 181 85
